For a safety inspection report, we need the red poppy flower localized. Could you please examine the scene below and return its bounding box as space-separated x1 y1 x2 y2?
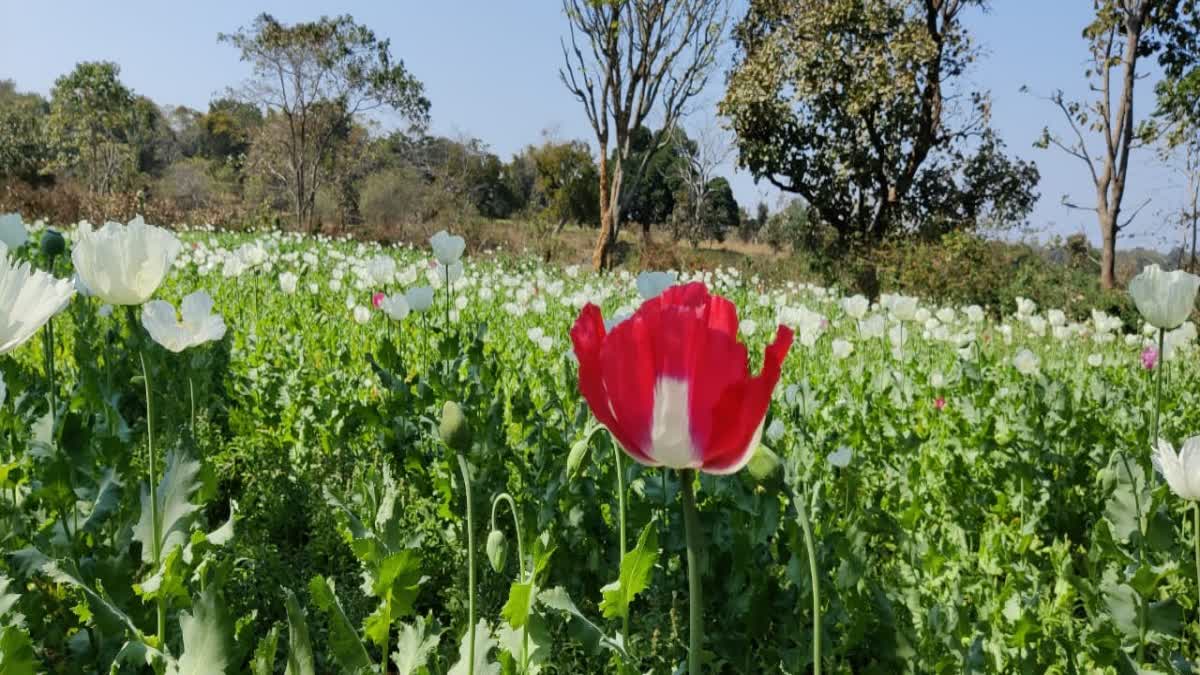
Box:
570 282 794 475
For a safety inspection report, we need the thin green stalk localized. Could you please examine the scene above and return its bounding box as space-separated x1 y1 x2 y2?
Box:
1194 503 1200 624
679 469 703 675
140 354 165 644
1151 328 1165 446
457 453 476 675
491 493 527 671
795 488 822 675
189 377 196 439
613 443 628 641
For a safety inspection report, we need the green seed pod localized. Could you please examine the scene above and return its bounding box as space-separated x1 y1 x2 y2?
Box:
439 401 472 452
746 444 781 481
486 529 507 573
566 436 591 479
40 229 65 259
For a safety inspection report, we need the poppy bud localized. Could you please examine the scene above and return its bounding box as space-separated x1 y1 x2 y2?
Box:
40 229 65 260
486 529 507 573
439 401 472 452
746 444 781 481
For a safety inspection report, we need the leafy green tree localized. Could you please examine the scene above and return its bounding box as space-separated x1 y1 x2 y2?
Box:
221 13 430 231
520 138 599 230
621 127 689 232
197 98 263 164
46 61 138 193
721 0 1036 250
0 80 51 183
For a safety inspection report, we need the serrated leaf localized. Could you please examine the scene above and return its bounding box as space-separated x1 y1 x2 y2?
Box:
283 589 315 675
1103 452 1149 543
537 587 628 659
362 549 423 647
391 616 441 675
497 614 549 675
38 557 141 638
308 576 371 674
501 582 532 629
80 468 124 535
599 523 659 620
1101 577 1139 640
0 625 35 675
134 448 202 564
206 500 237 546
251 625 279 675
447 619 499 675
0 576 19 624
172 587 233 675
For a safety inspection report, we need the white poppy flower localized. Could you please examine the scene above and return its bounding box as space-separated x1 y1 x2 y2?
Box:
1012 348 1040 376
827 446 853 468
406 286 435 312
429 230 466 265
141 290 226 353
1152 437 1200 501
72 216 181 306
841 295 869 319
1128 264 1200 330
380 294 410 321
831 338 853 359
0 244 76 354
279 272 298 295
0 213 28 250
353 305 371 324
739 319 758 337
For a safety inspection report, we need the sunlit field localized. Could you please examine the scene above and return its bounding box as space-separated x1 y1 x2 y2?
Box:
5 214 1200 673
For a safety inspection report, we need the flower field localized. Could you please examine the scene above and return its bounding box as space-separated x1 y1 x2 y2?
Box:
5 214 1200 673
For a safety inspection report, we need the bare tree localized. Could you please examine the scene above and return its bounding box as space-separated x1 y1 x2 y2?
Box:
559 0 730 270
1035 1 1175 288
671 121 733 241
221 14 429 231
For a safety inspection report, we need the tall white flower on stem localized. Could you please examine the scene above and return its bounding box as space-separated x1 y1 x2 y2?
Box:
279 272 298 295
0 213 28 250
1152 438 1200 501
1012 348 1040 376
380 294 410 321
1128 264 1200 331
0 244 76 354
430 230 466 265
72 216 182 305
141 291 227 353
406 286 435 312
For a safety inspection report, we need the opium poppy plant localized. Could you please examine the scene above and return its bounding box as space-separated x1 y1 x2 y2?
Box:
570 281 794 473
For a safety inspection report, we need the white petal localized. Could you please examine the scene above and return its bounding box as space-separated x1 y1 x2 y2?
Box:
648 377 700 470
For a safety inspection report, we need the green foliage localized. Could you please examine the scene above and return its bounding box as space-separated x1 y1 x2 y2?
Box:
722 0 1038 244
598 524 659 621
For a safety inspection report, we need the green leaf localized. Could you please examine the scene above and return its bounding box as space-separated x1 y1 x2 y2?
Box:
362 549 423 648
37 556 142 638
0 576 19 625
599 523 659 620
0 626 36 675
391 616 441 675
133 448 202 564
308 576 371 674
206 500 237 547
80 468 124 535
497 614 549 675
1101 575 1140 640
283 589 315 675
173 587 234 675
1103 452 1149 543
134 545 189 605
501 582 532 629
537 587 628 659
446 619 498 675
251 625 279 675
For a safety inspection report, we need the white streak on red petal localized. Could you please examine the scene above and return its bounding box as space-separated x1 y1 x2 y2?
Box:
649 378 701 469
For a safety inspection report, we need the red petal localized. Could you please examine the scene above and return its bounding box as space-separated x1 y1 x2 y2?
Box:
570 305 625 452
597 313 658 464
700 325 793 474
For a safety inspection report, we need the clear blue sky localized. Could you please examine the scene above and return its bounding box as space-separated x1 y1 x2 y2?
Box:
0 1 1185 249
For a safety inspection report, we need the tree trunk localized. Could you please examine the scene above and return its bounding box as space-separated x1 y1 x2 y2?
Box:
1100 211 1117 289
593 153 613 271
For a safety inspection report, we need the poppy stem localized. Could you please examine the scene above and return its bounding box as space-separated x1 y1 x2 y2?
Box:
679 469 703 674
1194 502 1200 625
456 453 476 675
1151 328 1164 448
491 492 528 670
613 443 628 641
795 487 821 675
140 353 166 644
